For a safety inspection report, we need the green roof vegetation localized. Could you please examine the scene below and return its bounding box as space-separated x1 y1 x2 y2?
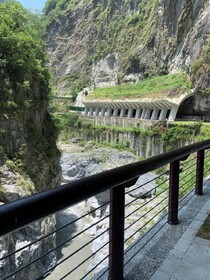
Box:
87 73 191 100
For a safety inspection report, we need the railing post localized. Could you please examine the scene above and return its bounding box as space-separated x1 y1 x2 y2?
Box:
168 160 180 225
109 186 125 280
195 149 205 195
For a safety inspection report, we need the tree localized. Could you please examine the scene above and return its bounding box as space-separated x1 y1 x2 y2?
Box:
0 1 50 108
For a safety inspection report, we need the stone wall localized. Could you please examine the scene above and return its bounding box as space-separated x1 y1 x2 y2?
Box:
72 125 164 158
80 115 167 129
71 117 199 158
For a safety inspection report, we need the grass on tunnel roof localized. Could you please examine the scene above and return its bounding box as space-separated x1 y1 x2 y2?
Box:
87 73 191 100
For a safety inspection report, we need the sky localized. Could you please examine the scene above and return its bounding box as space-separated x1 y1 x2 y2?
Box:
17 0 47 11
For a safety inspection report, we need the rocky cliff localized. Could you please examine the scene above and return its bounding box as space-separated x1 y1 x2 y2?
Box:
0 2 61 198
44 0 210 97
0 2 61 278
0 68 61 278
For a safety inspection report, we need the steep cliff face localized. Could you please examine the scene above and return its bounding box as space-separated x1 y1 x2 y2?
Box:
0 80 61 195
0 217 57 280
0 83 61 195
0 3 61 278
0 2 61 197
44 0 210 96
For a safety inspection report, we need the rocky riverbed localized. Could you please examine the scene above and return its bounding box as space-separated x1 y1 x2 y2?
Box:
45 141 160 279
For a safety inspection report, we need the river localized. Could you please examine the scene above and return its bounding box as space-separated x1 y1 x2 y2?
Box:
45 143 93 280
45 141 140 279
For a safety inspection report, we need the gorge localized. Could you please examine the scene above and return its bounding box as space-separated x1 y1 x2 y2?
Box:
46 142 158 279
1 0 210 279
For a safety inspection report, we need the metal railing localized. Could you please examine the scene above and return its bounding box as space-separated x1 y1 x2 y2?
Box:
1 139 210 279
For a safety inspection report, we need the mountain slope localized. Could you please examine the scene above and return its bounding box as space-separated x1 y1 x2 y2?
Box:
44 0 210 97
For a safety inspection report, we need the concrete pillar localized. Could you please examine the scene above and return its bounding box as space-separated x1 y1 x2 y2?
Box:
89 107 94 116
128 109 133 118
135 108 141 119
168 107 178 121
159 108 168 121
87 108 91 115
105 109 108 116
113 108 119 117
107 108 112 117
151 109 160 120
95 108 100 116
141 108 147 119
145 108 152 119
101 108 106 116
120 108 126 117
84 107 89 115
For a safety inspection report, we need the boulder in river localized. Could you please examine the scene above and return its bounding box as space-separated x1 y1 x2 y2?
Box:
128 172 157 199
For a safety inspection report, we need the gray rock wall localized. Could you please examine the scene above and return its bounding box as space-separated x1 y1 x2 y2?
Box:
0 217 56 280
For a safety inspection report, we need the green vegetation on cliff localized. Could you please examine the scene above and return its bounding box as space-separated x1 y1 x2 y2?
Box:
91 0 160 64
0 1 50 111
43 0 166 94
191 38 210 93
0 2 61 196
43 0 210 106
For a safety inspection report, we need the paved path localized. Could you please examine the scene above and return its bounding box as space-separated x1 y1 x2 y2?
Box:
124 178 210 280
150 200 210 280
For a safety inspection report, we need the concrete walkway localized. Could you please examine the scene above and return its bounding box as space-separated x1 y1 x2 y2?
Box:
150 200 210 280
93 178 210 280
124 178 210 280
